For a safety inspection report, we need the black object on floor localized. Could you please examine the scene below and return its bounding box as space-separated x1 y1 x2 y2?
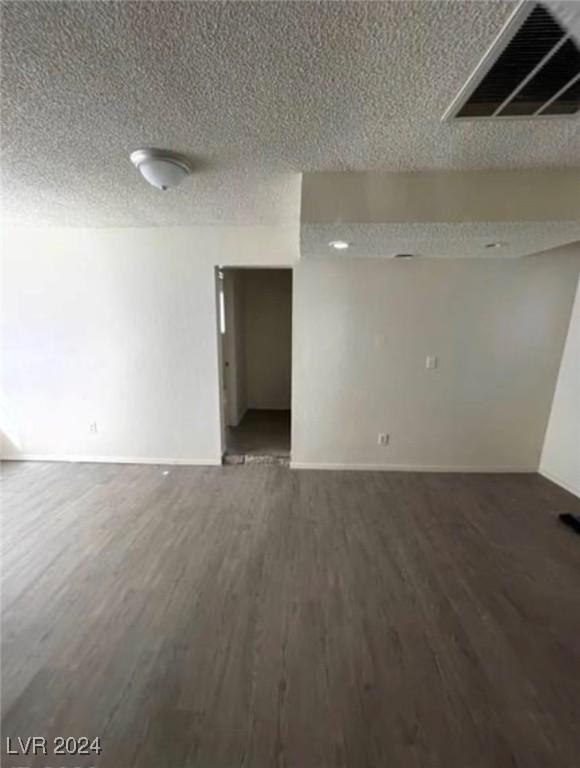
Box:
558 513 580 535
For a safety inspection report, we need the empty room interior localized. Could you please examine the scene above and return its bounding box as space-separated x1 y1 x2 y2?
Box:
1 1 580 766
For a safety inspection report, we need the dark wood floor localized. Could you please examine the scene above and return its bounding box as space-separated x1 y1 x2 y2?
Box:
2 461 580 768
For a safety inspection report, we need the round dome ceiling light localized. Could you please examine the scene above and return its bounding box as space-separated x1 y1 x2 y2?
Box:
329 240 350 250
130 148 191 190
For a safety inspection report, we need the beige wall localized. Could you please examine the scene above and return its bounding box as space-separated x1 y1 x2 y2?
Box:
301 170 580 260
291 247 580 470
242 269 292 410
540 273 580 497
302 170 580 224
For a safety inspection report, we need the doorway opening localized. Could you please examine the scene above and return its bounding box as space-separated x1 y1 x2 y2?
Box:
217 267 292 465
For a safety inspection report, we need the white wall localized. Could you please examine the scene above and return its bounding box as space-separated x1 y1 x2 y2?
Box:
3 226 578 472
242 269 292 410
223 270 247 427
540 273 580 496
292 247 580 471
1 225 297 463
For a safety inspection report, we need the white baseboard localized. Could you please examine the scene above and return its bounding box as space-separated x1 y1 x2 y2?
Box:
290 461 536 473
1 454 544 476
1 454 221 467
539 468 580 498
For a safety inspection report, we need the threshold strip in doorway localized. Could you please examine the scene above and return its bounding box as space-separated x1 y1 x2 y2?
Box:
223 453 289 467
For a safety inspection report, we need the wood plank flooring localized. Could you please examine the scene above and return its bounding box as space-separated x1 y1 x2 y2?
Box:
2 461 580 767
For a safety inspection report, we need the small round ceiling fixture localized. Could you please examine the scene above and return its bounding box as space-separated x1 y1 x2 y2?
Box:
130 148 191 190
329 240 350 250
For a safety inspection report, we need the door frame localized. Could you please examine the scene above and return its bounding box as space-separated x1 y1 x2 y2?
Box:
215 265 293 460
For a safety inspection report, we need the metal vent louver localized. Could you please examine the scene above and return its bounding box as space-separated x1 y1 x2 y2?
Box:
444 2 580 119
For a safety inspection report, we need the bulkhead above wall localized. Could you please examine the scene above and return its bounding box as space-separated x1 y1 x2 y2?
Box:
300 170 580 259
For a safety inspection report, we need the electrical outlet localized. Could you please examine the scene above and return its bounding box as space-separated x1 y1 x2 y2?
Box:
378 433 389 446
426 355 438 370
89 422 98 434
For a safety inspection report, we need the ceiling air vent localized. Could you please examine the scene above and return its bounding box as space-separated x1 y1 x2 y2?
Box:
443 2 580 119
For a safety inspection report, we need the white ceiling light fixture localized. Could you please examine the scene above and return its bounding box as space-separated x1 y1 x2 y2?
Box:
329 240 350 250
130 148 191 191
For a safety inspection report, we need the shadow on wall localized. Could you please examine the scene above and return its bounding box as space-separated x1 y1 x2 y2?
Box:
0 396 23 455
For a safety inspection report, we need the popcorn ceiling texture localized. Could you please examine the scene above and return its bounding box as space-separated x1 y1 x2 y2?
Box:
1 1 579 227
301 222 580 260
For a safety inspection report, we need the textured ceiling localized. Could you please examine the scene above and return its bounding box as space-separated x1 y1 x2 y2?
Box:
301 222 580 260
1 0 579 227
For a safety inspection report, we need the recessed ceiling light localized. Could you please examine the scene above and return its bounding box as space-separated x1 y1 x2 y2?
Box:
485 242 504 249
130 148 191 191
329 240 350 250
